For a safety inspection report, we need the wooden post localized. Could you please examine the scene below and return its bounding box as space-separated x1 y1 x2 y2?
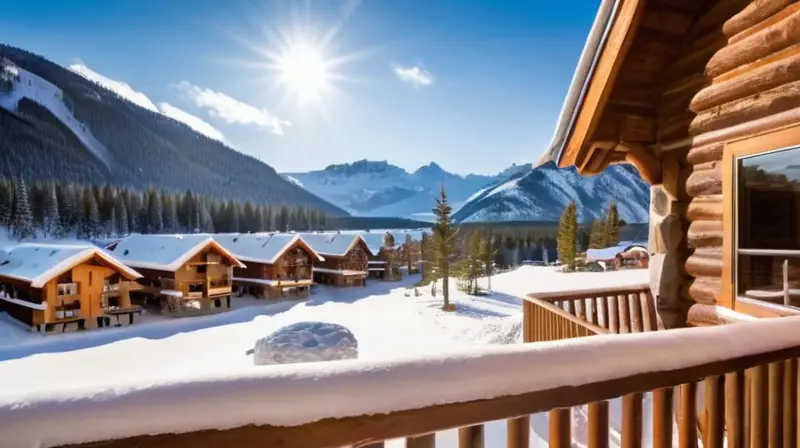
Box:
457 425 484 448
704 376 724 448
588 401 609 448
726 371 745 448
549 408 571 448
679 383 697 448
652 387 673 448
621 393 643 448
406 434 435 448
507 416 530 448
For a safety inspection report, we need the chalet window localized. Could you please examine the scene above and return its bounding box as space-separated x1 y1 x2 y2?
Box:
735 145 800 308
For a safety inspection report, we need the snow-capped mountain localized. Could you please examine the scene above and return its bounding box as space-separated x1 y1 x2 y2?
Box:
282 160 519 220
452 162 650 223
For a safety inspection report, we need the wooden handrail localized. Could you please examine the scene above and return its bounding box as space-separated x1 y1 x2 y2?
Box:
687 303 759 326
524 284 658 338
2 317 800 448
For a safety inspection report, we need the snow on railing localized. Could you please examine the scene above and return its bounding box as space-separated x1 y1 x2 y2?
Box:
4 317 800 447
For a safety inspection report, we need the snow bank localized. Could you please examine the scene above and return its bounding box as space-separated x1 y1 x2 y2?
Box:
2 316 800 447
251 322 358 366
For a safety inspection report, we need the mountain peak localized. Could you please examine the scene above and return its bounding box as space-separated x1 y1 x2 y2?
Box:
322 159 403 176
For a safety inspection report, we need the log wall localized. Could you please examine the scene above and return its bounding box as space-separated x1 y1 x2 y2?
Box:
679 0 800 308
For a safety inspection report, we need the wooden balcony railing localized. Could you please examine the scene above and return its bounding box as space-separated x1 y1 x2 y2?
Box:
4 316 798 448
525 283 658 339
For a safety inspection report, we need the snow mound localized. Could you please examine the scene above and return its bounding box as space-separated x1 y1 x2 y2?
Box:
251 321 358 366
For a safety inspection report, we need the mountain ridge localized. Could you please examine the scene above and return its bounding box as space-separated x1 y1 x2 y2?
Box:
0 44 346 215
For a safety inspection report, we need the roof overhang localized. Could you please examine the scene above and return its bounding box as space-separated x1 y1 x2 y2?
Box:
538 0 664 183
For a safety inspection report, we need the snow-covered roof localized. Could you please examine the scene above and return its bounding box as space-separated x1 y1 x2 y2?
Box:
109 234 245 272
0 243 141 288
214 233 324 265
537 0 618 167
299 233 367 258
585 243 647 262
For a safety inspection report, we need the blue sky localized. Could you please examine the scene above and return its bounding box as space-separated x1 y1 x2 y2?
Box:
1 0 599 175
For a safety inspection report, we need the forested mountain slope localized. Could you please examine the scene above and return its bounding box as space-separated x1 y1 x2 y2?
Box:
0 44 346 215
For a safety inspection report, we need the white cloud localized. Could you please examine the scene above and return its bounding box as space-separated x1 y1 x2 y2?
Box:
157 102 226 143
392 63 435 87
174 81 291 135
68 62 159 112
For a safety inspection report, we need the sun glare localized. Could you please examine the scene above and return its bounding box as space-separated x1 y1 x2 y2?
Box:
276 41 331 103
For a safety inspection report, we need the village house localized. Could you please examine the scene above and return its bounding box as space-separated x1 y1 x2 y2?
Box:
214 233 323 299
300 233 369 286
360 232 399 280
108 234 245 312
0 243 142 332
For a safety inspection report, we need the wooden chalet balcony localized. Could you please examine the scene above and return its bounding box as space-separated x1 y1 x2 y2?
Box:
206 277 232 297
30 288 800 448
56 282 79 299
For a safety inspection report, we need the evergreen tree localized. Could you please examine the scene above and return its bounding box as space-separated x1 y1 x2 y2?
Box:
107 206 118 237
605 202 620 246
163 194 180 233
147 190 163 234
479 233 497 291
79 187 101 239
10 177 35 240
199 202 214 233
404 233 414 273
430 185 458 311
589 218 607 249
383 231 396 281
116 197 129 236
229 201 240 233
0 179 12 229
557 201 578 271
41 183 59 238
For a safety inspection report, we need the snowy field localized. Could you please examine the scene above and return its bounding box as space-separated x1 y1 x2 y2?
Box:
0 266 648 447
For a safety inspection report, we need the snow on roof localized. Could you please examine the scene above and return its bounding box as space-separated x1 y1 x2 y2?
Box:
3 316 800 447
214 233 323 265
299 233 366 257
109 234 245 272
0 243 141 288
585 242 647 262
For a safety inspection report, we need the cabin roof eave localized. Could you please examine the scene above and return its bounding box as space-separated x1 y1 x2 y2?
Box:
536 0 623 169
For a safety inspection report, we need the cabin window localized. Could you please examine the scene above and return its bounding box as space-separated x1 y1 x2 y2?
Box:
735 145 800 308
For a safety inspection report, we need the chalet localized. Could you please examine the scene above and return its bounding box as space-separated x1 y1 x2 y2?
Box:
214 233 323 299
0 243 142 332
108 234 245 312
300 233 369 286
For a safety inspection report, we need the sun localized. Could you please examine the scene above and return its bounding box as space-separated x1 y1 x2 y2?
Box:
276 42 331 103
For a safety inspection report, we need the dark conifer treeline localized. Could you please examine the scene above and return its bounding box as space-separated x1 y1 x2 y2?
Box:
0 177 331 241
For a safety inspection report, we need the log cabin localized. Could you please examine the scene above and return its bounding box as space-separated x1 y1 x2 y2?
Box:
214 233 323 299
16 2 800 447
362 232 397 280
300 233 369 286
108 234 245 312
0 243 142 332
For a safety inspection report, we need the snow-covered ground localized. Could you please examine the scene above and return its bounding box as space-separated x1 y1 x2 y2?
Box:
0 266 649 447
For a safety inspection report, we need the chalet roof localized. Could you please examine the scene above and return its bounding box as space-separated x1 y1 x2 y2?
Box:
538 0 618 168
0 243 141 288
213 233 324 265
299 233 367 258
537 0 715 178
109 234 246 272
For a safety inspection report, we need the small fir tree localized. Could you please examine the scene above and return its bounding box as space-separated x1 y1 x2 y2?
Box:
605 202 620 246
557 201 578 271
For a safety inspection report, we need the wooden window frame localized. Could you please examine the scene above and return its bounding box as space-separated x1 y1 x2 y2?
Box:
722 123 800 318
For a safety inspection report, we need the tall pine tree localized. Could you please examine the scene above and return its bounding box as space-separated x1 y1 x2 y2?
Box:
605 202 620 246
430 185 458 311
10 177 35 241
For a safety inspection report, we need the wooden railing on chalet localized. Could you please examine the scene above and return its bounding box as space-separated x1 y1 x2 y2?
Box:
524 283 659 341
18 316 800 448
